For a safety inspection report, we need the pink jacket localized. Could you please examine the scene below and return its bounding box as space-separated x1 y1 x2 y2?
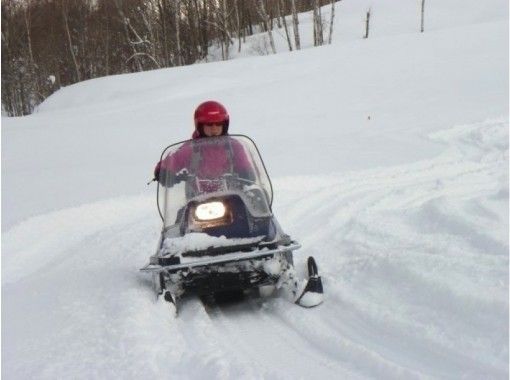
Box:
155 135 253 179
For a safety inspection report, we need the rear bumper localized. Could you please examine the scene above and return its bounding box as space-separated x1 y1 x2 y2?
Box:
140 242 300 273
180 270 275 295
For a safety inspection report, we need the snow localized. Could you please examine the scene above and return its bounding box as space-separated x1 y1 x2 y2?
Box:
263 258 283 276
162 233 264 256
1 0 508 379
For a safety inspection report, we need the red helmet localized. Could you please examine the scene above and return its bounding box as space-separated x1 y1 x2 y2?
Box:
193 100 230 137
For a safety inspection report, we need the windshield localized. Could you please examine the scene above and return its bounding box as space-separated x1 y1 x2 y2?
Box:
158 135 273 228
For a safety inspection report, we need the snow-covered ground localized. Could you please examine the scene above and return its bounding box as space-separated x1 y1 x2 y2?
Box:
2 0 508 378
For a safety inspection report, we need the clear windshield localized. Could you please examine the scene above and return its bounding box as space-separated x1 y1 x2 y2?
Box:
158 135 273 228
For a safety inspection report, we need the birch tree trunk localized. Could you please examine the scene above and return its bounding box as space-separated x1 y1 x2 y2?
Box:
420 0 425 33
364 8 371 39
184 0 199 63
278 0 293 51
105 18 110 75
313 1 318 46
257 0 276 54
24 3 44 102
200 0 209 60
124 17 159 69
290 0 300 50
24 5 35 65
114 0 143 72
328 0 336 44
175 0 182 65
62 0 81 82
235 0 242 53
139 8 158 67
221 0 229 60
318 1 323 45
313 0 323 46
158 0 169 66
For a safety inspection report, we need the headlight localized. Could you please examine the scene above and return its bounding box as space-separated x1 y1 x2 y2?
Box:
194 201 226 221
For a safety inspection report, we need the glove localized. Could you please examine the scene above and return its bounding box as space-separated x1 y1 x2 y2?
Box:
175 171 189 183
159 170 189 187
154 162 162 182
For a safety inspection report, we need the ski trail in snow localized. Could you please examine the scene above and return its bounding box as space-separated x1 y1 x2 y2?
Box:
2 119 508 379
273 118 508 379
205 298 366 379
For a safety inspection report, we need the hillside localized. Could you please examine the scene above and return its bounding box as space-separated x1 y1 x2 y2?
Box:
2 0 508 378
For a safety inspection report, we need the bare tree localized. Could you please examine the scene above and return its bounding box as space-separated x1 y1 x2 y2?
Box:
327 0 336 44
420 0 425 33
364 7 370 39
234 0 242 53
157 0 169 66
290 0 300 50
277 0 293 51
24 4 35 66
139 4 159 67
256 0 276 54
114 0 142 71
62 0 81 81
207 0 233 60
175 0 182 65
312 0 323 46
220 0 230 59
23 2 45 103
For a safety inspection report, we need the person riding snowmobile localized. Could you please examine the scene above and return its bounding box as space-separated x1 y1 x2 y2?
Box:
144 101 324 312
154 100 255 191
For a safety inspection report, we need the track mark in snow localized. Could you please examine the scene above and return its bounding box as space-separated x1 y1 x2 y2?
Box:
206 298 364 379
273 118 508 379
2 119 508 379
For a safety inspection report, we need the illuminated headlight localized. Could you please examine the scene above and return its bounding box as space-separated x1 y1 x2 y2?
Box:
194 201 226 221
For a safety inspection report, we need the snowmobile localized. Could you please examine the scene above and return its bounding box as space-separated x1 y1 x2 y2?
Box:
141 135 323 313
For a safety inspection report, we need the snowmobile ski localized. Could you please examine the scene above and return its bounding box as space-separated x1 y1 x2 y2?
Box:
295 256 324 308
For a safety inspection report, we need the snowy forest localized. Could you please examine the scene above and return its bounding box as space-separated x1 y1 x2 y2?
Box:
1 0 337 116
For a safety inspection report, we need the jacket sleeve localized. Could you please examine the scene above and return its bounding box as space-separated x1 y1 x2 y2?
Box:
159 143 192 173
154 143 192 184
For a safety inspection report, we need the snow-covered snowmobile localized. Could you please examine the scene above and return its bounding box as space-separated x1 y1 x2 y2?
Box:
141 135 323 313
